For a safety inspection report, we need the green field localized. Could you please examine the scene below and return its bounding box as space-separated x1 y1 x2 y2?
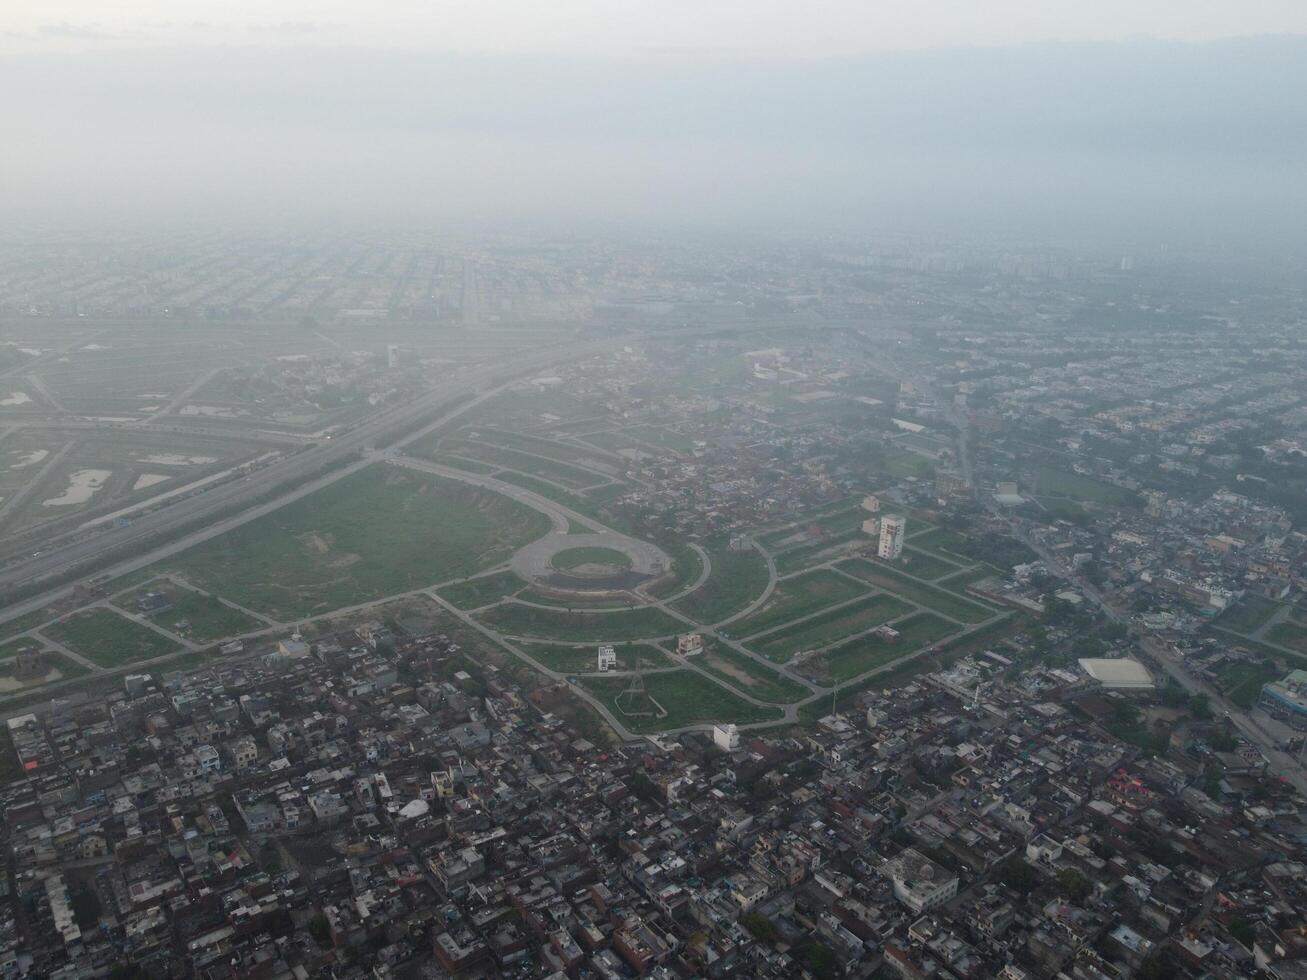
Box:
580 670 781 732
642 541 705 600
437 455 501 475
42 609 180 668
622 426 694 453
137 590 263 643
517 642 672 674
1215 659 1281 708
753 594 914 663
1028 463 1138 508
935 565 1002 598
473 429 619 470
474 602 684 642
552 546 633 571
435 571 526 610
670 543 770 624
1266 621 1307 655
899 548 961 581
728 570 868 638
155 467 551 620
448 441 605 488
813 612 959 684
695 643 811 703
1219 595 1284 635
0 608 59 644
512 589 636 609
773 529 866 575
908 526 971 558
835 559 996 624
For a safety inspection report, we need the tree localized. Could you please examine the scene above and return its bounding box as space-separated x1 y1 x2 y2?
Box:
1056 868 1092 903
996 857 1037 895
741 912 778 942
1188 693 1213 720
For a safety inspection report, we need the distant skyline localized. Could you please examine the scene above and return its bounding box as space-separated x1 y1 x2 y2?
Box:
4 0 1307 56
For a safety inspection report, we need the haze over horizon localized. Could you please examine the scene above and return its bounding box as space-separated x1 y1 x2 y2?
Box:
1 4 1305 247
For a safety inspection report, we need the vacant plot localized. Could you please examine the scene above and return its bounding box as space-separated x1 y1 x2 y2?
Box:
552 546 633 571
517 642 672 674
670 543 770 624
727 569 867 638
475 602 683 642
835 559 996 624
1215 659 1281 708
753 593 914 663
473 429 619 471
437 455 501 475
157 467 551 620
436 571 526 610
813 611 958 684
906 525 970 556
622 426 694 453
899 548 961 581
1219 595 1283 635
453 441 603 488
1266 621 1307 656
773 529 866 575
695 643 811 703
143 590 263 643
1028 463 1137 508
42 608 179 668
581 670 781 732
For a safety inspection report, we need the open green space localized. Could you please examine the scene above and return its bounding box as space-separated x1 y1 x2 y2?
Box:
813 611 958 684
1219 595 1284 635
580 670 781 732
622 425 694 453
0 608 59 644
935 565 1002 598
774 529 866 575
642 541 705 600
1034 496 1091 523
450 441 604 488
727 569 867 638
42 608 180 668
139 590 263 643
517 642 672 674
835 559 996 624
552 546 633 572
1214 659 1281 709
473 429 619 469
513 589 636 609
669 542 770 624
577 430 673 457
1027 463 1138 508
753 594 914 663
1265 621 1307 656
474 602 683 642
695 643 811 703
154 467 551 620
899 548 961 581
437 455 501 476
435 570 526 610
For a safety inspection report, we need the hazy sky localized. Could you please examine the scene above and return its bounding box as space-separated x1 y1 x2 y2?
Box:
2 6 1304 245
5 1 1307 56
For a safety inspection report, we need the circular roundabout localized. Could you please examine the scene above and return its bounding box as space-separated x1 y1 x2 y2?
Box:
511 530 671 597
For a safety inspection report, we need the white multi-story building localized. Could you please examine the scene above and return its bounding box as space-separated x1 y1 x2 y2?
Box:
878 514 906 560
597 645 617 672
713 724 740 752
883 848 958 913
677 633 703 656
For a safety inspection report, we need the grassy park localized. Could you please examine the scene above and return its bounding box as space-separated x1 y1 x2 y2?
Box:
42 608 180 668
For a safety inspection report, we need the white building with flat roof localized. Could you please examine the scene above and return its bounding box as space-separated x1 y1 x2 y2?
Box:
883 848 958 913
878 514 906 560
597 645 617 672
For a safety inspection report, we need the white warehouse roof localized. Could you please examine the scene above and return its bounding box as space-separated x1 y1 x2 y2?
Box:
1078 658 1154 689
